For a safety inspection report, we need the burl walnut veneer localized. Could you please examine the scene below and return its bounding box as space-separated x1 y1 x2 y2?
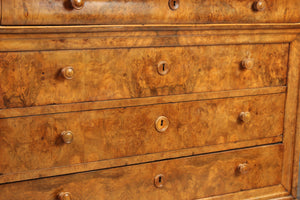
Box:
0 0 299 200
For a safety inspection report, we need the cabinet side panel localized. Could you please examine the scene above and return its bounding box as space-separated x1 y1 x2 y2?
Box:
282 36 300 193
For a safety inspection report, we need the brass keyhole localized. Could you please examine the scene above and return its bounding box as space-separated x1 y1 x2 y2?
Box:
154 174 165 188
155 116 169 133
169 0 179 10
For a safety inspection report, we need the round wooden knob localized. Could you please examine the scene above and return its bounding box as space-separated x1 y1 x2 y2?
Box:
253 0 266 11
241 59 254 70
239 112 251 123
154 174 165 188
58 192 72 200
238 163 249 174
157 61 169 75
155 116 169 133
61 131 73 144
61 67 74 80
70 0 84 9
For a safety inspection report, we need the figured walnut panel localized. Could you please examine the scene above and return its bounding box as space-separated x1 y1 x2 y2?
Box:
0 145 283 200
1 0 300 25
0 44 288 109
0 93 285 177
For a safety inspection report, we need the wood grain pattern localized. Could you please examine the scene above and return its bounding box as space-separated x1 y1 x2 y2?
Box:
0 24 300 34
0 4 298 198
200 185 289 200
0 44 288 109
271 195 295 200
0 86 287 119
270 195 295 200
282 35 300 193
291 35 300 198
0 94 285 180
2 0 300 25
0 30 297 53
0 145 283 200
0 136 282 184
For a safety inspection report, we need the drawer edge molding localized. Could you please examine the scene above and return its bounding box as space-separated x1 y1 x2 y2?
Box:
0 24 300 34
0 86 286 119
199 184 289 200
0 31 298 52
0 136 282 184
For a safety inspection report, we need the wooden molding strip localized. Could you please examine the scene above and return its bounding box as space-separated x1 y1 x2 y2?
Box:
0 86 287 119
282 36 300 193
292 37 300 198
0 30 298 52
200 185 289 200
0 23 299 33
0 136 282 184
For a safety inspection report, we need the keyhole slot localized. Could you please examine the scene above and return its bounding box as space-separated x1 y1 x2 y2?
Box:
154 174 165 188
169 0 179 10
155 116 169 133
157 61 169 75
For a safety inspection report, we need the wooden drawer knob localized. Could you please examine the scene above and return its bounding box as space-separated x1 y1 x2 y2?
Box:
58 192 72 200
154 174 165 188
241 59 254 70
70 0 85 9
155 116 169 133
238 163 249 174
253 0 266 11
61 67 74 80
157 61 169 75
61 131 74 144
239 112 251 123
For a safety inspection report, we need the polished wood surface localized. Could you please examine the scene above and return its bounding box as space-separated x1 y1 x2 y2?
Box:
0 136 282 185
0 0 299 199
200 185 289 200
282 35 300 193
0 44 288 109
0 145 283 200
0 86 286 119
0 28 298 52
2 0 300 25
0 93 284 178
292 39 300 197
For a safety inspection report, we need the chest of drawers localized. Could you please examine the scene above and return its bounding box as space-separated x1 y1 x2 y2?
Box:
0 0 299 199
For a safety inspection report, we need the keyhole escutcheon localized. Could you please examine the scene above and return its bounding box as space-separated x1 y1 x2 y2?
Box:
157 61 170 75
155 116 169 133
169 0 179 10
154 174 165 188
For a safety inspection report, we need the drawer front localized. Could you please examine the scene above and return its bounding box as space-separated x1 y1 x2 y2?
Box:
2 0 300 25
0 94 284 176
0 145 283 200
0 44 288 109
